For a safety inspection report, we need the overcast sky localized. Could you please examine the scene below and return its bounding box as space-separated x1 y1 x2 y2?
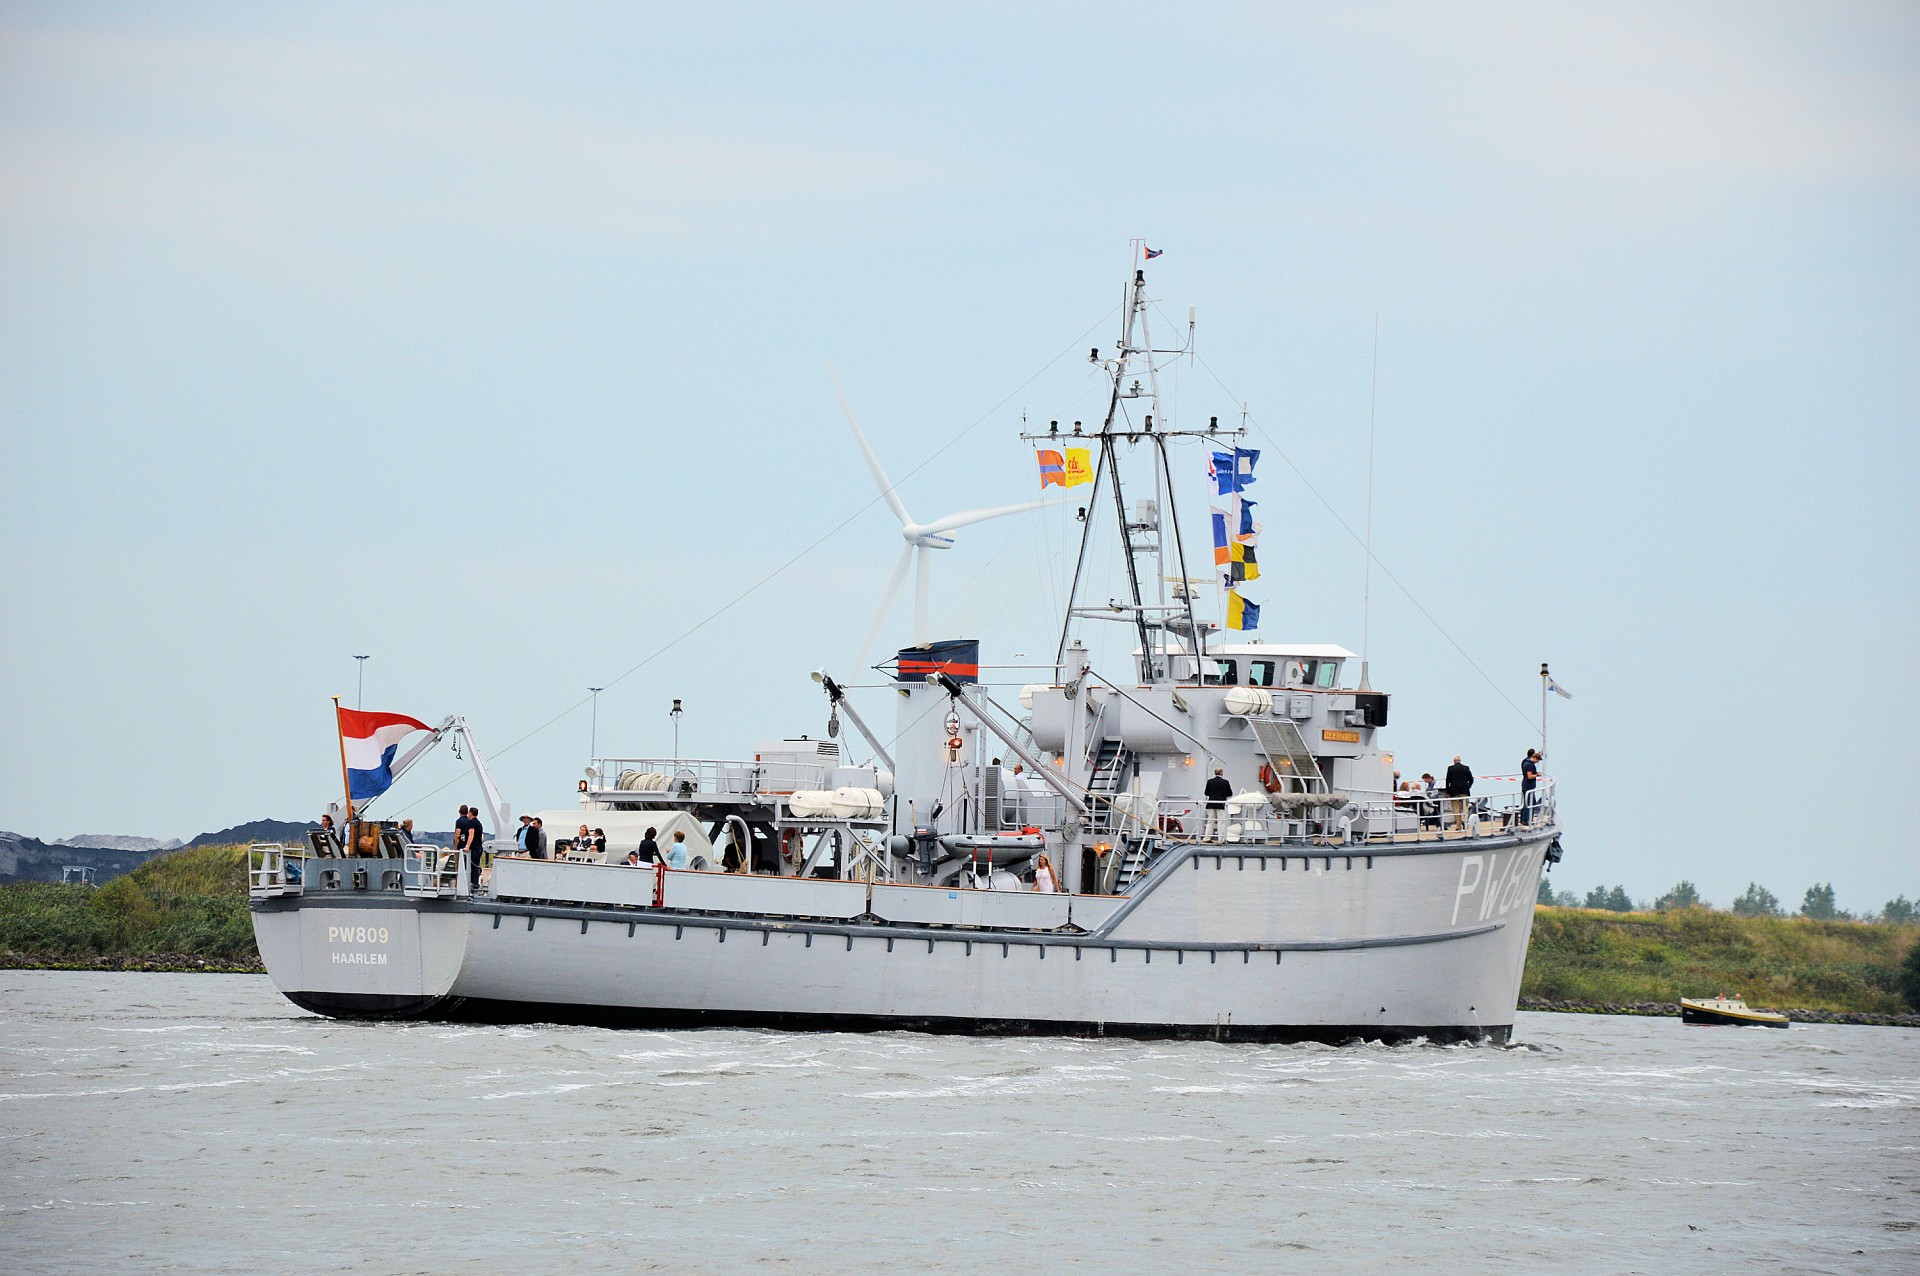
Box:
2 3 1914 911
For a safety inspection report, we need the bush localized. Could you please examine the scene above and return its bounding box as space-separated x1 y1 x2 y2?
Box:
1903 941 1920 1011
1655 881 1704 911
89 875 157 947
1802 883 1838 920
1581 885 1633 912
1732 883 1783 918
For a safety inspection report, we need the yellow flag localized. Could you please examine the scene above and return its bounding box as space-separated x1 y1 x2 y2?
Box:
1062 447 1093 488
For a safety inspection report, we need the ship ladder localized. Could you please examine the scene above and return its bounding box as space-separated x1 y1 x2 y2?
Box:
1112 835 1157 892
1086 738 1133 834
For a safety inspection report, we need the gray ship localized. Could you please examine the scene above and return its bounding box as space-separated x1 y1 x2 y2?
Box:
250 264 1562 1043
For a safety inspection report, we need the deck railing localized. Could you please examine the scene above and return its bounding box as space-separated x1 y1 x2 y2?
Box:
401 846 469 897
1138 778 1556 846
248 844 303 897
586 757 837 799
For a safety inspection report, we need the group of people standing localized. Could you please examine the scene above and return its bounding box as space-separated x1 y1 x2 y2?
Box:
1391 750 1546 829
621 826 690 869
1392 757 1479 829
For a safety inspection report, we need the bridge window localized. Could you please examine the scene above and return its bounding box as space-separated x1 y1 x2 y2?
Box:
1248 660 1277 687
1203 659 1237 686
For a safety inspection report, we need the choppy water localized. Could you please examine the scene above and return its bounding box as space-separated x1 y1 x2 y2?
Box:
0 974 1914 1273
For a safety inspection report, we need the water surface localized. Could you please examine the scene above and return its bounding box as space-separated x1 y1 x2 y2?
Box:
0 973 1913 1273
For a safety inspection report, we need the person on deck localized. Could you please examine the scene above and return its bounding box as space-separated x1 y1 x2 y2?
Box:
665 831 689 869
515 814 534 852
1444 756 1474 830
1520 750 1541 825
1416 773 1441 830
526 817 547 860
1032 852 1061 893
637 827 660 864
1204 767 1233 842
454 806 484 888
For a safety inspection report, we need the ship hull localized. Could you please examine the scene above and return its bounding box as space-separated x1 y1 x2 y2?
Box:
253 831 1554 1044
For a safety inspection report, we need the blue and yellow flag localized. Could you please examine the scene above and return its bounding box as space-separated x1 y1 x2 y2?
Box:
1212 506 1259 582
1226 589 1260 631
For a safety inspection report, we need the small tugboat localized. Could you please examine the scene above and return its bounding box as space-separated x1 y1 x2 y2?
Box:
1679 994 1790 1028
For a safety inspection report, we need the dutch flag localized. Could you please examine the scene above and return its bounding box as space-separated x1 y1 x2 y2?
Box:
337 707 432 801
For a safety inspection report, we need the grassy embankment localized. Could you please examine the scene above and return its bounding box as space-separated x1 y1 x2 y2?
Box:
1523 905 1918 1015
4 848 1917 1013
0 844 260 971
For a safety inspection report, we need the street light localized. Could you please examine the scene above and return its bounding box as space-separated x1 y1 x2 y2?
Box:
354 655 369 709
589 687 604 759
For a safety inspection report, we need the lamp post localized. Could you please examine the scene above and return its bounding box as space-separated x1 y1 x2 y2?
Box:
354 655 369 709
589 687 604 759
670 698 683 767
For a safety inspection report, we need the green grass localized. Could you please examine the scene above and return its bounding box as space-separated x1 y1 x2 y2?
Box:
0 844 257 964
1523 905 1919 1013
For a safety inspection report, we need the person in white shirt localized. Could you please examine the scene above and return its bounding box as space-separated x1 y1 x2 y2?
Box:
1032 852 1060 893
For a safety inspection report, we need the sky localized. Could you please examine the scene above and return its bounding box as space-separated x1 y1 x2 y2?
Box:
2 3 1915 913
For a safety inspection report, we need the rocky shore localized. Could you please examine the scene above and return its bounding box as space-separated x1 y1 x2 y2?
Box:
1519 997 1920 1028
1 952 265 974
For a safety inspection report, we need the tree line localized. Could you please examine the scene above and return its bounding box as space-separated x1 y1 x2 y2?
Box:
1537 877 1917 923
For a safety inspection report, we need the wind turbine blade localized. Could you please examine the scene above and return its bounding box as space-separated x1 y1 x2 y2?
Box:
831 367 911 528
914 545 931 644
857 545 914 670
914 497 1057 537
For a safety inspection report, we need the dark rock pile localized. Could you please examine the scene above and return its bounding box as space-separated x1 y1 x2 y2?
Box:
0 952 266 974
1520 996 1919 1028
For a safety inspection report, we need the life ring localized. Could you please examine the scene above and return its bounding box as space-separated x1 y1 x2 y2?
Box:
780 829 803 862
1258 764 1283 792
1157 814 1184 835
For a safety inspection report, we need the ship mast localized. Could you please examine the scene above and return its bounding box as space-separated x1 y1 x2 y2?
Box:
1031 258 1240 680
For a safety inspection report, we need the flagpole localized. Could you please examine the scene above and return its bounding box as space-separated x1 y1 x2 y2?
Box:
1539 663 1549 756
333 695 356 824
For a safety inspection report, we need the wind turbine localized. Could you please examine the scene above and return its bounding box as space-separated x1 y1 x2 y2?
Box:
835 373 1052 667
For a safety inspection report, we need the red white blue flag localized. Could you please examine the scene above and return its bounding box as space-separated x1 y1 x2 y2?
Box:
337 707 432 801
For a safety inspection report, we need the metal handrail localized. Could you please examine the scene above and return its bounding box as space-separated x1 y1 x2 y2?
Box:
587 757 839 798
401 845 468 897
248 843 303 898
1141 778 1556 846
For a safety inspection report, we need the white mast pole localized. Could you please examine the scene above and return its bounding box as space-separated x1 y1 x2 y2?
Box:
1359 315 1378 692
1540 663 1549 755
